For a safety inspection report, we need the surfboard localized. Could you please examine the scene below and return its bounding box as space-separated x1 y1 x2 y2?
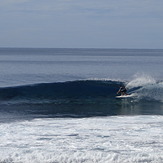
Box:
116 94 135 98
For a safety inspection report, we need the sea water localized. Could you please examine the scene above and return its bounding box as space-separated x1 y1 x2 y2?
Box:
0 48 163 162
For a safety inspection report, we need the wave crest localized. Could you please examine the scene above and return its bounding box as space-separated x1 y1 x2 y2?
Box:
0 78 162 104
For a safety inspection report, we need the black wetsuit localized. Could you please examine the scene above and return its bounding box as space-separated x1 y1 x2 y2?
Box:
120 87 127 93
118 87 127 94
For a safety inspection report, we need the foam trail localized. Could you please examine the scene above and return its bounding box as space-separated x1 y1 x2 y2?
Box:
136 82 163 102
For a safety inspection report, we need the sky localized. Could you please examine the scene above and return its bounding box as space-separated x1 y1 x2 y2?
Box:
0 0 163 48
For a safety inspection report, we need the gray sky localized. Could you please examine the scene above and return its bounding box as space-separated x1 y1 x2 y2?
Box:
0 0 163 48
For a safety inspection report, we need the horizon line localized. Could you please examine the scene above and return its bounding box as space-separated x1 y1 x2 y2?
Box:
0 47 163 50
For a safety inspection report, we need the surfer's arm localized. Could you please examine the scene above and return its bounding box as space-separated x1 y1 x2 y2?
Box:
117 88 121 94
117 90 120 94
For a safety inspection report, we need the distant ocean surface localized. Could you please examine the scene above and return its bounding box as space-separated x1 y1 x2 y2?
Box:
0 48 163 163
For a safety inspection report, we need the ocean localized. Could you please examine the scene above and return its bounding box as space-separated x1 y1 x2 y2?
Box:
0 48 163 162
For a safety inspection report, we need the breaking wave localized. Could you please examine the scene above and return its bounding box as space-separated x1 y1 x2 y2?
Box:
0 80 122 103
0 76 163 117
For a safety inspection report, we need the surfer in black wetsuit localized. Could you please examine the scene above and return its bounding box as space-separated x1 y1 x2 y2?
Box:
117 86 127 95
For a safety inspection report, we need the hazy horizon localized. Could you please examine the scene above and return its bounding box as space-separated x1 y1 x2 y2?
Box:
0 0 163 49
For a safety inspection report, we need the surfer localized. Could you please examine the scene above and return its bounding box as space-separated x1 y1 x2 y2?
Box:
117 86 128 96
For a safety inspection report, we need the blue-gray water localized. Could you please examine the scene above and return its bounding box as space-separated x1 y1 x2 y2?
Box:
0 48 163 87
0 48 163 163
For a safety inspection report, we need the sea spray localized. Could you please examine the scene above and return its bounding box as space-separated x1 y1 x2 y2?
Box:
126 73 156 89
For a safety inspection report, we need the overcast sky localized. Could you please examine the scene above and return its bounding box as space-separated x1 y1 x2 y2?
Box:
0 0 162 48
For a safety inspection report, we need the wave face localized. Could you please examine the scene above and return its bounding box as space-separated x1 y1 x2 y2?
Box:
0 80 122 101
0 79 163 118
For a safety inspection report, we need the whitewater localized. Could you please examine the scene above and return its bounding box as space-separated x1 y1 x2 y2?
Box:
1 116 163 163
0 48 163 162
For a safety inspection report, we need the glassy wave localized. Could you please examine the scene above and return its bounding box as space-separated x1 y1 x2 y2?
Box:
0 78 163 118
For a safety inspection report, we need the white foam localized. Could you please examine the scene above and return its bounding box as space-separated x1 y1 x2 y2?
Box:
126 73 156 89
136 82 163 102
84 77 122 82
0 116 163 163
